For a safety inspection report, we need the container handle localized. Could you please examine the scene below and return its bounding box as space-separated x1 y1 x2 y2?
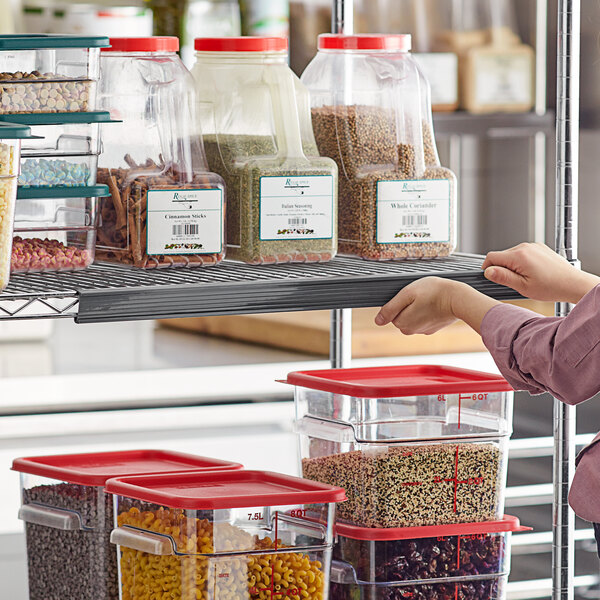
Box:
110 526 174 556
18 503 83 530
275 512 328 540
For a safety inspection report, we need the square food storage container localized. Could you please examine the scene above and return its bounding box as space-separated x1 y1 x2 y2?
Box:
287 366 514 528
0 122 31 290
333 515 528 583
330 563 507 600
0 34 109 114
105 469 346 600
12 449 244 600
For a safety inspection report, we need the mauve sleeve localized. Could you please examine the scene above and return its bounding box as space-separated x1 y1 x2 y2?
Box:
480 285 600 405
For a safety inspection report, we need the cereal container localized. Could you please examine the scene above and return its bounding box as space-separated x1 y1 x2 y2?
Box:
0 111 117 187
302 34 457 260
287 365 513 528
192 37 338 265
0 122 30 290
97 37 226 268
105 469 346 600
0 34 109 114
12 449 244 600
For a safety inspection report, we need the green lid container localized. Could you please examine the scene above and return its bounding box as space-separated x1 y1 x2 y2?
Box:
17 184 110 199
0 34 110 50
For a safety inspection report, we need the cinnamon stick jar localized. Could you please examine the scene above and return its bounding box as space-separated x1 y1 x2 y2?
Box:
96 37 226 268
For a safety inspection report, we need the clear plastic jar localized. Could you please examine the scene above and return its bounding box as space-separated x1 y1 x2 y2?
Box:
302 34 457 261
97 37 226 269
192 36 338 265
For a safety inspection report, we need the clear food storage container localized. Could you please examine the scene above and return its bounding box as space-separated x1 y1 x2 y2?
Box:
97 37 226 268
287 365 513 528
12 196 98 272
333 515 528 583
106 469 346 600
302 34 457 261
0 122 30 290
192 36 338 265
0 34 109 114
12 449 244 600
330 563 507 600
433 0 534 114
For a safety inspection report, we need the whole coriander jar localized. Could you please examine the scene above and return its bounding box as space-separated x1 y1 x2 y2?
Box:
192 37 338 265
97 37 226 268
302 34 457 261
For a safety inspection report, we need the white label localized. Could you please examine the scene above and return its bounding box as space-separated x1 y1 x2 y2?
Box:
259 175 334 241
376 179 451 244
413 53 458 107
0 50 36 73
146 188 223 255
474 53 532 106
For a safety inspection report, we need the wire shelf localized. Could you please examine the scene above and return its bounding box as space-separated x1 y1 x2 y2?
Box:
0 253 520 322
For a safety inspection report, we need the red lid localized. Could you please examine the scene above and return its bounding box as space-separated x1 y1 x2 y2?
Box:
336 515 531 541
105 469 347 509
318 34 411 52
102 37 179 52
285 365 513 398
12 450 243 486
194 37 288 53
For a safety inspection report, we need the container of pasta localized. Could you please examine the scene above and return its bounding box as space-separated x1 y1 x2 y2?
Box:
287 365 513 528
0 34 109 114
0 122 31 290
12 450 244 600
105 469 346 600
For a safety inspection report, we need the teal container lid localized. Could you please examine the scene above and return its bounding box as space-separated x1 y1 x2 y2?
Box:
0 34 110 50
0 111 119 126
0 122 32 139
17 184 110 199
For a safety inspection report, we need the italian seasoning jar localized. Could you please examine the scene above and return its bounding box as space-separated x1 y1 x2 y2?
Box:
302 34 457 261
192 36 338 265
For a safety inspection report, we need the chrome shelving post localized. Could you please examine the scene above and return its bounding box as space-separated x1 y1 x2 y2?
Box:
554 0 580 599
330 0 354 369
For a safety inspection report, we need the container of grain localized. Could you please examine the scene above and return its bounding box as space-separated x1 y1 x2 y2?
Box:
302 34 457 261
12 450 244 600
192 36 338 265
0 122 31 290
105 469 346 600
286 365 513 528
97 37 226 269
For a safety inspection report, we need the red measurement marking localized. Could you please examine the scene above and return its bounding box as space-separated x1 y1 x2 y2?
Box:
457 534 461 569
401 481 422 487
454 583 458 600
218 573 229 579
437 394 447 402
441 446 484 513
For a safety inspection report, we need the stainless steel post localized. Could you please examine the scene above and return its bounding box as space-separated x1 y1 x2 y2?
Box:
329 0 354 369
554 1 580 598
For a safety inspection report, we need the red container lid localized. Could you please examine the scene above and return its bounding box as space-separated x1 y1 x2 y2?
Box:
12 449 243 486
194 37 288 53
336 515 530 541
285 365 513 398
102 37 179 53
105 469 347 509
318 34 412 52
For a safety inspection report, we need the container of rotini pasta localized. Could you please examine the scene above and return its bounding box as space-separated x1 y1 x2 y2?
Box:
12 450 243 600
105 470 346 600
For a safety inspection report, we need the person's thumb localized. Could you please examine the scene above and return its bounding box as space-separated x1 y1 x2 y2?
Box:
484 266 525 291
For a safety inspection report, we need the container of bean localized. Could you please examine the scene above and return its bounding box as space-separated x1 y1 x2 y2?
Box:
330 562 507 600
97 37 227 268
192 37 338 265
302 34 456 260
0 34 109 114
105 469 346 600
287 365 513 528
333 515 529 583
12 449 244 600
0 122 31 290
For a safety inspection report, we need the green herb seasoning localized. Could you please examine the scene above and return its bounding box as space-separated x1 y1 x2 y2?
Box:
204 134 337 264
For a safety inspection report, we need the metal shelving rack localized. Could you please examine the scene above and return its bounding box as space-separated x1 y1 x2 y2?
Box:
0 1 578 598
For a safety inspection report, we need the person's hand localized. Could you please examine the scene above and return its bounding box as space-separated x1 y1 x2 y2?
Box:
375 277 499 335
482 242 600 304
